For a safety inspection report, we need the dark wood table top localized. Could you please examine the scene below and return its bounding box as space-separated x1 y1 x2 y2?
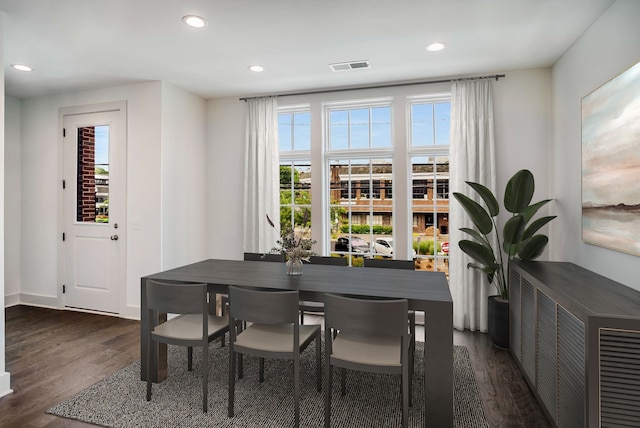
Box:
143 258 452 310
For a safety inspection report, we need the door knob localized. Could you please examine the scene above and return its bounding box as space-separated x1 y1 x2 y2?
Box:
111 235 119 241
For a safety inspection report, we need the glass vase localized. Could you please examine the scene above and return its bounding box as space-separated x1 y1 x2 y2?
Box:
286 258 303 275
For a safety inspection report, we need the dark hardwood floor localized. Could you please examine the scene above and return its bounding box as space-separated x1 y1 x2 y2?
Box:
1 305 550 427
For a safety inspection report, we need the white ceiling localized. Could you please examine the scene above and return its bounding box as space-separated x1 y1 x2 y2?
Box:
1 0 614 100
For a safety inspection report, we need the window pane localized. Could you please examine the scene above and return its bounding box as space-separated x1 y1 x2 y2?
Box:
293 111 311 151
371 106 391 148
329 158 392 265
411 103 434 146
329 110 348 150
329 105 391 150
411 155 449 276
278 113 293 151
435 102 451 145
77 125 109 223
350 108 370 149
279 162 312 238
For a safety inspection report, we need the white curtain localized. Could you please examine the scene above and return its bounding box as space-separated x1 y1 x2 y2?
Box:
243 97 280 253
449 79 497 332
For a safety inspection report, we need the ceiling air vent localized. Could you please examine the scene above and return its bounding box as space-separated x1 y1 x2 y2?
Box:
329 60 370 72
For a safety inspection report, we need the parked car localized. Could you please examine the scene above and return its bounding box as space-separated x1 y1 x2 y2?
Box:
334 236 371 254
373 237 418 258
373 237 394 256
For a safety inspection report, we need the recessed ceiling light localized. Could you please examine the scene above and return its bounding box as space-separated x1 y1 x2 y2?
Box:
11 64 33 72
182 15 207 28
248 65 265 73
426 42 446 52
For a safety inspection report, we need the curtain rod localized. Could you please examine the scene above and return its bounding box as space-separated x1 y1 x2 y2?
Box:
239 73 505 101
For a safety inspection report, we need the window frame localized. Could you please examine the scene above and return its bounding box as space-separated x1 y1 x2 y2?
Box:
324 98 396 262
278 105 312 239
407 94 451 273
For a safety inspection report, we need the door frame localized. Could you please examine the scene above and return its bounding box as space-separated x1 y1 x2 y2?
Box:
57 100 128 316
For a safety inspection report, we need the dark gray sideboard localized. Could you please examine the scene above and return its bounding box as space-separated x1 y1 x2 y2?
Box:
510 260 640 428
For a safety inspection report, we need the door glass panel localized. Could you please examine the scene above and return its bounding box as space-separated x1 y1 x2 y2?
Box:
76 125 109 223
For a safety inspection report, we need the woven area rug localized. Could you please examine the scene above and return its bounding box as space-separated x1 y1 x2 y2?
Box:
48 342 488 427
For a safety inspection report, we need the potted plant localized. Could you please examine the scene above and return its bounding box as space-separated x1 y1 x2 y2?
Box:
453 169 556 348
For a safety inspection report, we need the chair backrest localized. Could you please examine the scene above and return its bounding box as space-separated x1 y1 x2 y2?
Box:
363 258 414 270
324 293 408 338
244 252 285 262
146 280 207 315
228 286 299 325
309 255 348 266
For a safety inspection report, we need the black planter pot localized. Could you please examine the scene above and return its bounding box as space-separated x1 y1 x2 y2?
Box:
488 295 509 349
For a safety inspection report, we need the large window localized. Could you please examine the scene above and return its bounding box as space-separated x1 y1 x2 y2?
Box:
326 100 393 265
275 91 452 274
409 98 451 275
278 108 312 240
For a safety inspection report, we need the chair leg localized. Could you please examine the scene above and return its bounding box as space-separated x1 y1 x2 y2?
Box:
402 360 408 428
340 368 346 396
315 336 321 392
300 309 305 324
409 340 415 407
238 353 244 379
228 345 235 417
324 364 332 428
202 344 208 413
259 357 265 382
188 347 193 371
294 354 300 428
146 337 153 401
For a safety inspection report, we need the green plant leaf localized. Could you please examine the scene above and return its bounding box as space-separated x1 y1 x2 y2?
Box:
459 227 490 246
504 169 534 213
466 182 499 216
521 199 552 222
517 235 549 260
453 193 494 234
503 215 525 244
522 215 557 240
459 239 496 269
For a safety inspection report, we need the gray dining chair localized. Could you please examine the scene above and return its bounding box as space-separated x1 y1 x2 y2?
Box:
145 280 229 412
227 286 321 428
243 252 285 262
299 255 348 324
219 252 285 323
363 257 417 367
323 293 412 428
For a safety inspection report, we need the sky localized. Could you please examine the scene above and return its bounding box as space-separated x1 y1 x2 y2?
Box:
94 125 109 170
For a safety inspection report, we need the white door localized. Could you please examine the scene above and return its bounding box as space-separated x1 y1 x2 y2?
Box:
63 106 126 313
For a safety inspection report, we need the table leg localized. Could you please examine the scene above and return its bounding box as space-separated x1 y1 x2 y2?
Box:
424 302 454 427
140 278 167 382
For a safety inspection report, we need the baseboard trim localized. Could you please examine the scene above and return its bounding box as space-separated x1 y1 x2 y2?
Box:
4 294 20 307
6 297 140 321
0 372 12 399
17 293 58 309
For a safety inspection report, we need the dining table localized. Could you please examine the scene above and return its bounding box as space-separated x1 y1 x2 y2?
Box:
140 258 453 427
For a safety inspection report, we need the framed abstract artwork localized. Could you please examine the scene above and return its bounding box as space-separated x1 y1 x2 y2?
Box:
582 60 640 256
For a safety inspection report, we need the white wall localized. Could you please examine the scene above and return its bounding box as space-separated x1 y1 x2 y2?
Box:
551 0 640 291
4 96 21 305
19 82 163 317
0 11 12 399
160 83 207 269
493 69 553 241
205 71 553 261
206 97 246 260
